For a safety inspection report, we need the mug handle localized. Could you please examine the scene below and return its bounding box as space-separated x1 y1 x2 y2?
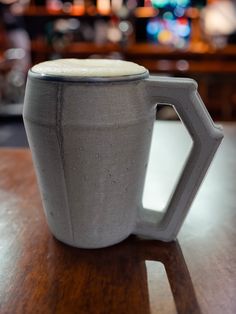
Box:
134 76 223 241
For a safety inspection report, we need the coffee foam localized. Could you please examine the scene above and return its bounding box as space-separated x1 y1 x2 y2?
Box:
31 59 147 78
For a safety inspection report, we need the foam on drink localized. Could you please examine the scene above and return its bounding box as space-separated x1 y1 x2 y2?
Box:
31 59 147 77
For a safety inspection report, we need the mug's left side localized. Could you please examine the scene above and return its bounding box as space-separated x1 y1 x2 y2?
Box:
23 73 74 246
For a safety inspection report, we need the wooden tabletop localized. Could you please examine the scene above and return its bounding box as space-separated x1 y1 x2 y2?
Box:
0 121 235 314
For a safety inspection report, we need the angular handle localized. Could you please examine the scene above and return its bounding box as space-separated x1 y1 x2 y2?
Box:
134 76 223 241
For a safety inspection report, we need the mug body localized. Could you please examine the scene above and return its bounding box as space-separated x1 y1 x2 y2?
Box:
23 72 155 248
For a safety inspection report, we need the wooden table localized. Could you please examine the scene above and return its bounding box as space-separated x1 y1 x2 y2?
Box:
0 122 235 314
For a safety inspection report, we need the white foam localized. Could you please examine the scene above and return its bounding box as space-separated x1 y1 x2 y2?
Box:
31 59 147 77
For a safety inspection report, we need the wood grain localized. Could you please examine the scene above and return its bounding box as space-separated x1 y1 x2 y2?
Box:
0 122 235 314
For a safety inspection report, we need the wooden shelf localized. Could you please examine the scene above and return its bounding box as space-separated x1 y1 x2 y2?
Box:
136 59 236 74
18 5 159 18
125 43 236 59
18 6 104 17
30 40 236 74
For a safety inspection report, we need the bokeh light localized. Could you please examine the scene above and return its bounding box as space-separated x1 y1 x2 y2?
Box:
151 0 190 9
146 17 191 47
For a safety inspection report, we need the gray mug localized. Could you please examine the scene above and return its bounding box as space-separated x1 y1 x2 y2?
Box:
23 59 223 248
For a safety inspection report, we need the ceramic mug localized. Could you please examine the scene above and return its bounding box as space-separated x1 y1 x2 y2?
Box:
23 59 223 248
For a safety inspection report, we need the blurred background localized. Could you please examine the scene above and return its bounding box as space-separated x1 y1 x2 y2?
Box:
0 0 236 145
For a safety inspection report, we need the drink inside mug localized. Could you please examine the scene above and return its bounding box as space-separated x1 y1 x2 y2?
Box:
31 58 148 78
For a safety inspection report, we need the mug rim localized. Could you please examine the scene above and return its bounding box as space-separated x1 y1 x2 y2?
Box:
28 69 149 83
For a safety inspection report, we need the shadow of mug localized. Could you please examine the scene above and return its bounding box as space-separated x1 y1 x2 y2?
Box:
45 235 202 314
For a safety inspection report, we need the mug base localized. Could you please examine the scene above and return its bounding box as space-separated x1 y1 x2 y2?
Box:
51 232 132 249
